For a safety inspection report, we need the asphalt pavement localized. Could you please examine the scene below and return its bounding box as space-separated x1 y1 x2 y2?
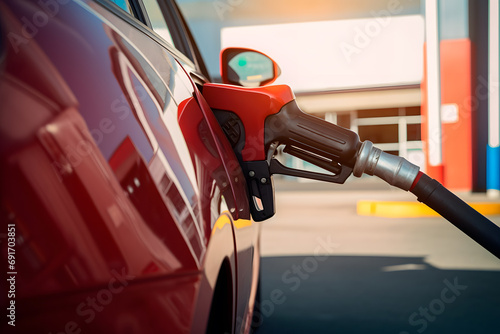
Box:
254 177 500 334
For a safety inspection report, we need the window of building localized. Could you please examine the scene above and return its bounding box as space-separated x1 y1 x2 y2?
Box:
340 107 424 168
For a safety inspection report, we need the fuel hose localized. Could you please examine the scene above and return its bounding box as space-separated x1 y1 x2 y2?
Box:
410 172 500 259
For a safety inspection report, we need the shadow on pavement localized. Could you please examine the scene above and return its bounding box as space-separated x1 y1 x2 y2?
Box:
253 256 500 334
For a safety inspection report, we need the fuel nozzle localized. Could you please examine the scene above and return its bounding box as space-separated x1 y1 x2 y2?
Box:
203 82 424 220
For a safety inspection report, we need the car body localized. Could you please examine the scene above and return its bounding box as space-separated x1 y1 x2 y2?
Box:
0 0 260 332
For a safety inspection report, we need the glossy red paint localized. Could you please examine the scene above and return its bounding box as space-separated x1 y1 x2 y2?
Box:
203 83 295 161
0 0 260 333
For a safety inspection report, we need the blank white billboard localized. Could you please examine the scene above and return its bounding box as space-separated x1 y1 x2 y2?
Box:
221 15 424 93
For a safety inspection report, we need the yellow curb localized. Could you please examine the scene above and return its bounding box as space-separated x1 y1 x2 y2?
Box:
357 200 500 218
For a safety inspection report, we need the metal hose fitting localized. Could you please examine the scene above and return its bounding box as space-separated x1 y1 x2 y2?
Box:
353 141 420 191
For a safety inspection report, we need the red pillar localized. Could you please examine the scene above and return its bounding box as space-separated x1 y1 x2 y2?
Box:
421 39 473 190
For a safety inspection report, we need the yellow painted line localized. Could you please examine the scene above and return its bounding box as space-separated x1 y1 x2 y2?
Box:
357 200 500 218
211 214 232 235
233 218 252 229
211 214 253 235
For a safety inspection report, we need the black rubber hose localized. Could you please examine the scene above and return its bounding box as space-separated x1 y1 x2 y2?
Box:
411 172 500 259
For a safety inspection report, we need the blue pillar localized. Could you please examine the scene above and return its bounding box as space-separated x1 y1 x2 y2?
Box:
487 145 500 192
487 0 499 195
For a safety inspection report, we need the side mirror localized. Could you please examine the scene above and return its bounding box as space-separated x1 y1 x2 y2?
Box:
220 48 281 87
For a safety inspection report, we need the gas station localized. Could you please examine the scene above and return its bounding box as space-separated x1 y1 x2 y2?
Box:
1 0 499 333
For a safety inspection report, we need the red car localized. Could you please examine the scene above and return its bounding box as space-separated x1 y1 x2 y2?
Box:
0 0 277 332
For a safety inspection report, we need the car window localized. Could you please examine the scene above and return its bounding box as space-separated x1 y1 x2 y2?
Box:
110 0 133 14
142 0 175 46
100 0 208 79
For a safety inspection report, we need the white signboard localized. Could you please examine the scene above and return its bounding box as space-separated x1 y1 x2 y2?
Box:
222 15 424 93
